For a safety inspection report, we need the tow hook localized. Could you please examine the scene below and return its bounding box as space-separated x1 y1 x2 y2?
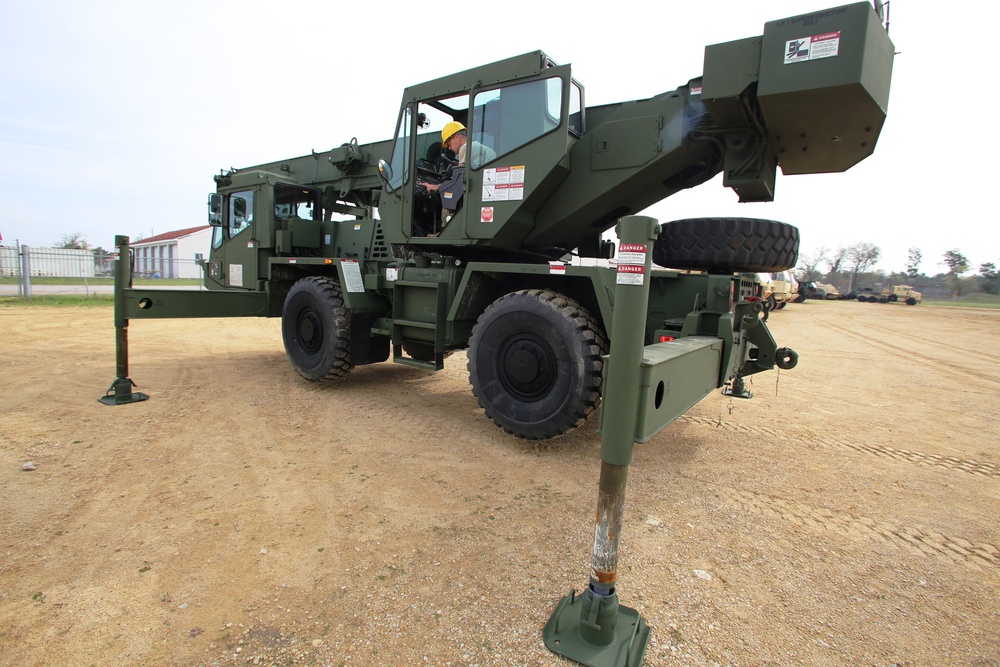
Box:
775 347 798 369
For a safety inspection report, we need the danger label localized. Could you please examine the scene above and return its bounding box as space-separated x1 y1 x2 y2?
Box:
549 263 566 275
616 263 645 286
784 31 841 64
618 243 647 266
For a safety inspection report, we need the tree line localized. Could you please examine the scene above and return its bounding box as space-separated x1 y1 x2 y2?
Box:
796 244 999 299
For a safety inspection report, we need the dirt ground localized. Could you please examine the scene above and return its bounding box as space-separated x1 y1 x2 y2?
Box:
1 300 997 667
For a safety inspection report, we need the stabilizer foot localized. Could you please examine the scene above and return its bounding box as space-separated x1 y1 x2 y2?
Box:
543 587 650 667
98 377 149 406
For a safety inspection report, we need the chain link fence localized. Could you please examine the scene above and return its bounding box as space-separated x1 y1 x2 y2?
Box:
0 244 203 297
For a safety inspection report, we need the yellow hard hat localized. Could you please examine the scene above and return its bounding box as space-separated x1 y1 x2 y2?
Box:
441 121 465 146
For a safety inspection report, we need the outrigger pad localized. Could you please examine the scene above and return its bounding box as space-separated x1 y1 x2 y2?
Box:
543 588 650 667
98 377 149 406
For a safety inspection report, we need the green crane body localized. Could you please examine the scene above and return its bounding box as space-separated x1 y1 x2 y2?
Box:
106 2 893 445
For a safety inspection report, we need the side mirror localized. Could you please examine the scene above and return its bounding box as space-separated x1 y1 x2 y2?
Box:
377 159 393 186
208 193 223 226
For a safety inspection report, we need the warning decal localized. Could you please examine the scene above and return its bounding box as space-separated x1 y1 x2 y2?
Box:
784 31 841 64
616 263 645 286
616 243 647 285
617 243 647 266
482 166 525 202
549 262 566 275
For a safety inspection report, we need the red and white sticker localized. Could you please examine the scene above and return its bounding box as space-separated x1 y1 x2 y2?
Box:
549 262 566 275
481 207 494 223
482 166 525 202
784 31 841 64
618 243 647 266
616 263 645 286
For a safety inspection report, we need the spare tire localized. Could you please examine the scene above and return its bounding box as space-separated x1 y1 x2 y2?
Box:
652 217 799 274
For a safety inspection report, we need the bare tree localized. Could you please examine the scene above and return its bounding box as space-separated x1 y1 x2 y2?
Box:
846 242 881 293
796 247 827 282
57 232 90 250
905 247 922 278
827 246 848 276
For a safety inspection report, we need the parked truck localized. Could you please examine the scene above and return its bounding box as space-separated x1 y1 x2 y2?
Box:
104 2 893 442
858 284 922 304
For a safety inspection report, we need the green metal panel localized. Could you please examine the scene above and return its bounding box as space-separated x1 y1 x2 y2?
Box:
591 115 661 171
757 2 894 174
122 288 270 319
701 37 762 126
401 51 554 102
632 337 723 443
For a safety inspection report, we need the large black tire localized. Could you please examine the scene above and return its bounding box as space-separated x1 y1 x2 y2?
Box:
281 276 353 382
467 289 607 440
652 217 799 273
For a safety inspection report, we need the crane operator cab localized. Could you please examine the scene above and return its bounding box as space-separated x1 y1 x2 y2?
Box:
377 52 584 254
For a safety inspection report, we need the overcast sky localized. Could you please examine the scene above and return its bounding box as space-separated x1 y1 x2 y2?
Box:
1 0 996 275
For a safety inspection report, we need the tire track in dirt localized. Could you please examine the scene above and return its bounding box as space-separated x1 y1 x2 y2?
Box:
710 484 1000 572
810 317 999 385
676 414 1000 478
823 307 1000 360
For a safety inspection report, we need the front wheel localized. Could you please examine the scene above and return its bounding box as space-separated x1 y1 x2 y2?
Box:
467 290 607 440
281 276 353 382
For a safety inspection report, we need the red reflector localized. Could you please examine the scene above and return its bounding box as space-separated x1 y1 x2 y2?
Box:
659 335 675 342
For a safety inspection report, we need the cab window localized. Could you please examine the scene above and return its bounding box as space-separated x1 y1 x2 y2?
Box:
469 76 563 168
229 190 254 238
386 107 412 191
274 184 320 220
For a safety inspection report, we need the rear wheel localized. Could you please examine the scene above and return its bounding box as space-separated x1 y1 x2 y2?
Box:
653 217 799 273
467 290 607 440
282 276 353 382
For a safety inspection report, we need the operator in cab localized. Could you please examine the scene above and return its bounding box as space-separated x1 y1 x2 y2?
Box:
422 121 496 196
418 121 496 234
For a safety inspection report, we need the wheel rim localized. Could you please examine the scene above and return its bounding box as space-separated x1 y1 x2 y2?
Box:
497 333 556 401
297 308 323 354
